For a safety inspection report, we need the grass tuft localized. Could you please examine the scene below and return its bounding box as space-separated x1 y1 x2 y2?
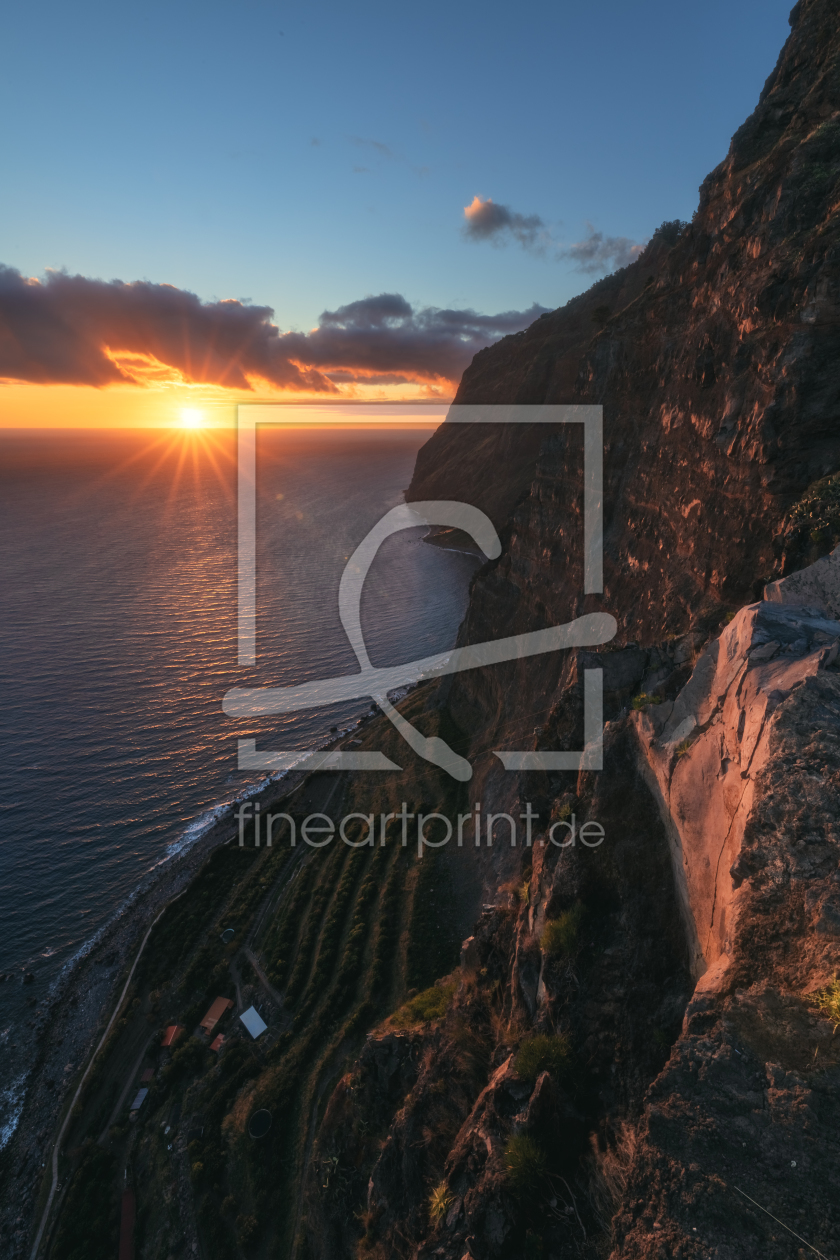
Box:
514 1032 571 1083
390 981 456 1028
810 976 840 1029
428 1181 453 1222
631 692 662 711
503 1134 547 1194
541 903 584 958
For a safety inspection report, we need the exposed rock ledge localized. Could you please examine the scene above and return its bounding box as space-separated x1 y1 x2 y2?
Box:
617 581 840 1258
633 600 840 985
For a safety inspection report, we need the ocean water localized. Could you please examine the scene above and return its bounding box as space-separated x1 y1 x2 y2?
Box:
0 424 478 1142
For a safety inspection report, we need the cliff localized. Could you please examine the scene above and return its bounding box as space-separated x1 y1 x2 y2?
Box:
320 0 840 1255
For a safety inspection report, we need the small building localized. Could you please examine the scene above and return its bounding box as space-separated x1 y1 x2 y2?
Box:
209 1034 225 1052
240 1006 267 1040
200 997 234 1035
140 1068 154 1084
161 1025 184 1048
129 1088 149 1112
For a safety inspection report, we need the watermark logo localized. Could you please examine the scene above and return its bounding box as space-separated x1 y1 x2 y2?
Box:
223 404 615 780
235 799 605 854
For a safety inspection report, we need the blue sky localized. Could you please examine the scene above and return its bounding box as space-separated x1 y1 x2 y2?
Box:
1 0 794 335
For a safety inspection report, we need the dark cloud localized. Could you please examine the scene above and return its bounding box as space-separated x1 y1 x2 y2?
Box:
560 223 647 273
463 199 647 275
0 266 549 390
462 195 547 251
285 294 551 384
0 265 330 391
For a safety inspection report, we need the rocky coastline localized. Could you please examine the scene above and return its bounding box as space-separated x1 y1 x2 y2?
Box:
0 765 307 1253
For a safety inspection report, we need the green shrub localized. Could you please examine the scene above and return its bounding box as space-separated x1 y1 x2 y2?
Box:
428 1181 453 1221
164 1035 208 1084
391 981 456 1028
541 903 584 958
236 1214 259 1247
631 692 662 711
675 737 693 759
514 1033 571 1083
503 1134 547 1194
811 976 840 1029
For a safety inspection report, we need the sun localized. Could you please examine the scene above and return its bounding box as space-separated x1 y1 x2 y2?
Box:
180 408 203 428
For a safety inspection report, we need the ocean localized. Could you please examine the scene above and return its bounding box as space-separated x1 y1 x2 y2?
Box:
0 423 478 1144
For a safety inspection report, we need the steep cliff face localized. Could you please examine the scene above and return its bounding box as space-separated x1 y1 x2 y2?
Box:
411 0 840 642
305 4 840 1259
404 0 840 873
615 596 840 1260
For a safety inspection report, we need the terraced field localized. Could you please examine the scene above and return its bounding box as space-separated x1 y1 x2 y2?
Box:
44 694 475 1260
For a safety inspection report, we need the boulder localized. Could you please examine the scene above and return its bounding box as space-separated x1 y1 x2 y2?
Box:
765 544 840 618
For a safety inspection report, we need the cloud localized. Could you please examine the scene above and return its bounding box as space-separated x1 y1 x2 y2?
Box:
0 265 330 391
559 223 647 273
462 199 647 275
285 293 551 384
462 196 547 251
0 266 549 391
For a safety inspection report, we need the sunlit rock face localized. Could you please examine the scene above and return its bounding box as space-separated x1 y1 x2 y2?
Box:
406 0 840 869
634 600 840 981
411 0 840 651
375 2 840 1256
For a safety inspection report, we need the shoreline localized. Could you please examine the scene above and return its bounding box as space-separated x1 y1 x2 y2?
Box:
0 682 413 1254
422 525 485 558
0 764 309 1250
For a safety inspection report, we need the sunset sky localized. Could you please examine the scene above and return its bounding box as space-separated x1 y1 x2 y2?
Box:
1 0 792 427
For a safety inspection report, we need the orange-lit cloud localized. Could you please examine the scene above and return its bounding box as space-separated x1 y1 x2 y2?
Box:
463 195 547 251
0 266 549 400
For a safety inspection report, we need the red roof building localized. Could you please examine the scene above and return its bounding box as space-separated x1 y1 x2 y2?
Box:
199 997 234 1035
161 1025 184 1048
209 1034 225 1052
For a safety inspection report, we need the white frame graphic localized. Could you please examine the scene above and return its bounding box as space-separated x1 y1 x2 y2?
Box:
226 403 613 779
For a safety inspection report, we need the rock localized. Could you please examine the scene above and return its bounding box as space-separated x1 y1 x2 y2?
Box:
749 639 780 661
765 544 840 618
522 1070 555 1131
459 936 480 973
633 601 840 980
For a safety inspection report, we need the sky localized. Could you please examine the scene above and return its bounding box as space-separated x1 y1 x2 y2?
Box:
0 0 794 426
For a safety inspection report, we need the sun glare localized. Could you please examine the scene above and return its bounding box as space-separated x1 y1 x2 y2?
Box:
181 408 203 428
